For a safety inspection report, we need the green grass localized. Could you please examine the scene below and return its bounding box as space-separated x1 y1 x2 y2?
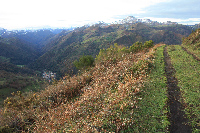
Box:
129 45 169 132
22 81 45 92
167 45 200 132
16 65 25 68
182 44 200 59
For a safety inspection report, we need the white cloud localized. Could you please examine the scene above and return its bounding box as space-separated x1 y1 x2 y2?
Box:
0 0 198 30
140 17 200 25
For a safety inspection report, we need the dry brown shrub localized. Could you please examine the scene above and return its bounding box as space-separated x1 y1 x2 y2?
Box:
1 44 164 132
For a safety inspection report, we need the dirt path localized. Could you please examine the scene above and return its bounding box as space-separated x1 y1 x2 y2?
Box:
163 46 192 133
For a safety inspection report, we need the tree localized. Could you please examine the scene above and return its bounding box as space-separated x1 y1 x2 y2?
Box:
73 55 94 70
144 40 154 48
129 41 143 52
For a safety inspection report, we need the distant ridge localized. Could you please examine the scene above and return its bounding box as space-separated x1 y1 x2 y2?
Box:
116 16 178 26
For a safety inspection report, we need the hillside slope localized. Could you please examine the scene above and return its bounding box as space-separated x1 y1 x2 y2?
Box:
0 36 47 107
1 29 57 49
0 60 45 107
32 23 193 77
0 37 40 65
1 42 171 132
182 28 200 59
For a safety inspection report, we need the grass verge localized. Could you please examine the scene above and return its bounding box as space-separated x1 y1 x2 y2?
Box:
167 45 200 132
131 45 169 132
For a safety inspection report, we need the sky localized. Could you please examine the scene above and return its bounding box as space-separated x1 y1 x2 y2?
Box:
1 0 200 30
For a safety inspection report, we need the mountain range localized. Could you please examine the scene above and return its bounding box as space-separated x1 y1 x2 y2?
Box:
116 16 177 25
1 16 199 77
28 20 195 77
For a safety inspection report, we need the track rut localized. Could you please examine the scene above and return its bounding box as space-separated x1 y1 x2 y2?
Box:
163 46 192 133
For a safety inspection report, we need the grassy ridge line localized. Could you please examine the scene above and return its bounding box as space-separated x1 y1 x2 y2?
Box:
132 45 169 132
167 45 200 132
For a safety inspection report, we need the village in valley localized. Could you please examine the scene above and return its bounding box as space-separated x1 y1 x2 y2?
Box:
42 70 56 81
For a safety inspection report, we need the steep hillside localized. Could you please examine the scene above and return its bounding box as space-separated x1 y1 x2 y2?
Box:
0 29 72 106
182 28 200 58
0 36 48 107
1 30 55 49
1 29 72 56
32 23 193 77
0 63 44 107
41 30 72 53
1 42 168 132
0 37 40 65
0 57 45 107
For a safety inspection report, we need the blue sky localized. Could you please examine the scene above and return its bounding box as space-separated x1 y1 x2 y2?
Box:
0 0 200 30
